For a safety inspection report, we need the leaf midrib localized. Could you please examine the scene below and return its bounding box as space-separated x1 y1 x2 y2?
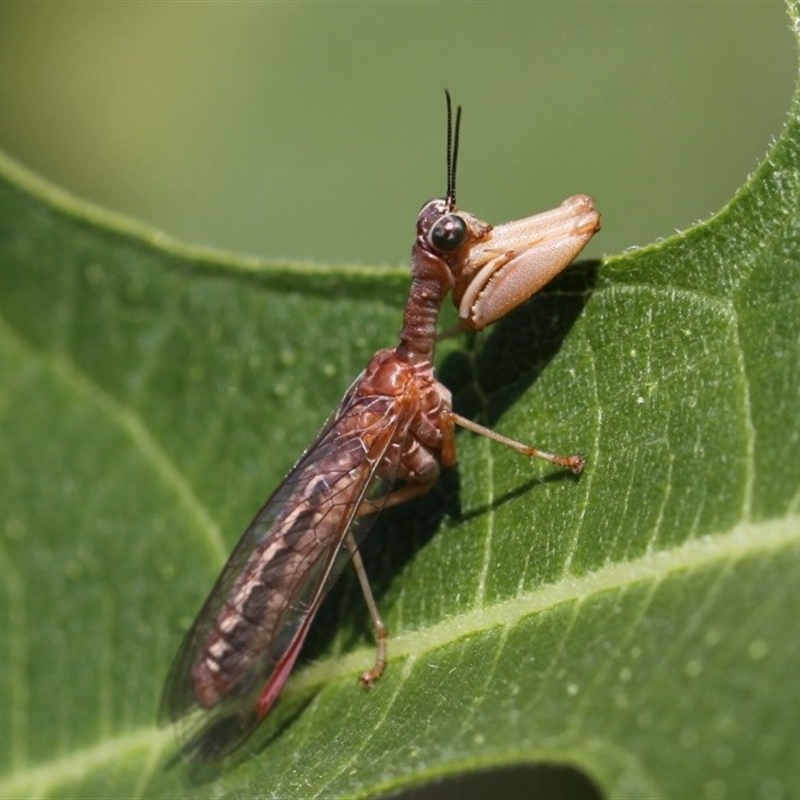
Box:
301 513 797 690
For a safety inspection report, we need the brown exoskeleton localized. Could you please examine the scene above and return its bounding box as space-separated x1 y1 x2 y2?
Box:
159 92 601 760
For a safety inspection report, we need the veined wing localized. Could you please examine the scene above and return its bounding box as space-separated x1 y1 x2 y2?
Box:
159 389 414 760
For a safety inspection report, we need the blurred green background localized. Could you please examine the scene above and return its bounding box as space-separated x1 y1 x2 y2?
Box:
0 3 793 268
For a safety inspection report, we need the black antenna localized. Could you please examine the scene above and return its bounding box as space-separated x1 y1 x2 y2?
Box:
444 89 462 209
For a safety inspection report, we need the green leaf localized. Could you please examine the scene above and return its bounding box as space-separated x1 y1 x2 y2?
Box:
2 8 800 800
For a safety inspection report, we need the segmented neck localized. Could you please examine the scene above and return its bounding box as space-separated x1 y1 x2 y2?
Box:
396 247 451 364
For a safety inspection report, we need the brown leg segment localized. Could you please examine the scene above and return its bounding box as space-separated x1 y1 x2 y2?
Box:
450 412 585 474
345 531 389 687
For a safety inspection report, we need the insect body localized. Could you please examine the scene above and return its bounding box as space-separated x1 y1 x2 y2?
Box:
159 94 601 760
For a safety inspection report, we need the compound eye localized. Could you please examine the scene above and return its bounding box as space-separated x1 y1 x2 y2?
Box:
429 214 467 252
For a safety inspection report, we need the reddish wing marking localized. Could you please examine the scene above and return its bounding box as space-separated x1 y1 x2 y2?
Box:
159 389 415 760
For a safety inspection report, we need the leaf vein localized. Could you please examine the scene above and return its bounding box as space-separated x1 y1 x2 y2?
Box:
0 314 227 564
